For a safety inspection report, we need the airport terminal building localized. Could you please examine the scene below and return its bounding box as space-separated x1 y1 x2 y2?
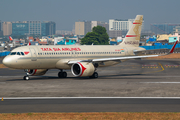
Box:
75 21 109 36
151 23 180 34
3 21 56 36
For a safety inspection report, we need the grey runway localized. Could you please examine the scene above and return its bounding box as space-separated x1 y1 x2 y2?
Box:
0 59 180 113
0 59 180 97
1 98 180 113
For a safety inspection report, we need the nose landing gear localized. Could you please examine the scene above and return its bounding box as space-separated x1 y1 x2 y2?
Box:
23 76 30 80
23 69 30 80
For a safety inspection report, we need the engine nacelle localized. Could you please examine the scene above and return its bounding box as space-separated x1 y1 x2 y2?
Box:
25 69 48 76
71 62 95 77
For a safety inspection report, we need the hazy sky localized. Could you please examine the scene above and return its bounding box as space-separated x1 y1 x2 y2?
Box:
1 0 180 31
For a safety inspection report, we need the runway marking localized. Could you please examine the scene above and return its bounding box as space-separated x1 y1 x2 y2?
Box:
140 82 180 84
2 97 180 99
142 63 164 74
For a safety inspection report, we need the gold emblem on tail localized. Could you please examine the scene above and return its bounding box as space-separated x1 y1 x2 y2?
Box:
133 16 143 40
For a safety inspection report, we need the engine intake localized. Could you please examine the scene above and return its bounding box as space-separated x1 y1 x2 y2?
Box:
71 62 95 77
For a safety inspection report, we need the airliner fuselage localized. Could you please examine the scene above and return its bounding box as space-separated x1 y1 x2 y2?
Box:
3 45 145 69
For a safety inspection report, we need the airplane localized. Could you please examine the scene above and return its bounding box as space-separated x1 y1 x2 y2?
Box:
9 36 13 41
2 15 178 80
9 36 31 45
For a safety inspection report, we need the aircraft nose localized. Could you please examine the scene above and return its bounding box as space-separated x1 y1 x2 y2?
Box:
2 56 12 67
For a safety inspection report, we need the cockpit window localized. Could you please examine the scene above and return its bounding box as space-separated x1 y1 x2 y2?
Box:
21 52 24 55
17 52 21 55
10 52 16 55
10 52 25 55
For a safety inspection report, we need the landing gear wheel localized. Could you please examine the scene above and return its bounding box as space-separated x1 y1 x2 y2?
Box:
58 71 67 78
93 72 98 78
89 72 98 78
58 72 62 78
23 76 29 80
62 72 67 78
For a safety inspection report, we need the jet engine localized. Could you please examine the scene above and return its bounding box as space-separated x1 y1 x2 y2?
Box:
71 62 95 77
25 69 48 76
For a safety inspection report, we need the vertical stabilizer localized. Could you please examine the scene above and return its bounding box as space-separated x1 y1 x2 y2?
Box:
119 15 143 47
9 36 13 41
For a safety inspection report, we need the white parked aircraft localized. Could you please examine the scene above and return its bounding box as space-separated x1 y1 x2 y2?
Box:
3 15 178 80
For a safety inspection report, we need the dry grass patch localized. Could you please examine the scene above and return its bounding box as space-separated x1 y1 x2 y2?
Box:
0 112 180 120
0 64 6 68
145 53 180 59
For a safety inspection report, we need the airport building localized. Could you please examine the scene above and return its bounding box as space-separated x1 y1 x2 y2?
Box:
150 23 180 34
12 21 29 36
108 19 134 38
41 21 56 36
12 21 56 36
2 21 56 36
0 20 3 36
2 22 12 36
109 18 144 38
75 21 109 36
0 20 1 31
109 19 134 31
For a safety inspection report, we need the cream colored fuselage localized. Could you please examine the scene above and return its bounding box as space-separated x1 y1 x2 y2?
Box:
4 45 145 70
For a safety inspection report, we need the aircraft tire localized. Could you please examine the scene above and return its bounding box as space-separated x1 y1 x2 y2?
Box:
58 72 67 78
23 76 29 80
89 72 98 78
62 72 67 78
93 72 98 78
58 72 63 78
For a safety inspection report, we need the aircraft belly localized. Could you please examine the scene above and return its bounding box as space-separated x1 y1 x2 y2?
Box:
16 58 58 69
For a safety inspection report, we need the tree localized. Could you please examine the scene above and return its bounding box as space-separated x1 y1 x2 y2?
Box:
81 26 109 45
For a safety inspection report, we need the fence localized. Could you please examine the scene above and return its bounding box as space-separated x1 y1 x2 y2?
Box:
0 51 11 57
140 43 180 50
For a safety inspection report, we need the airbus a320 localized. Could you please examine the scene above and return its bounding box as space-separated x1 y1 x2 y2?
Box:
2 15 178 80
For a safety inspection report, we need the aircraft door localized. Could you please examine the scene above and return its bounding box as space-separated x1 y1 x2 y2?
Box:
29 48 37 61
71 51 78 58
123 47 128 55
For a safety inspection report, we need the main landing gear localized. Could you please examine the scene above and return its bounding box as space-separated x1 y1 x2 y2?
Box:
58 70 67 78
89 72 98 78
89 63 98 78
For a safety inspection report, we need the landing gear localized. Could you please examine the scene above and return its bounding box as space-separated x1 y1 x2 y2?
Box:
58 70 67 78
23 69 30 80
89 63 99 79
89 72 98 78
23 76 29 80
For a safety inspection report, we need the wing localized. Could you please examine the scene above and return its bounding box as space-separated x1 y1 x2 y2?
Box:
68 40 178 64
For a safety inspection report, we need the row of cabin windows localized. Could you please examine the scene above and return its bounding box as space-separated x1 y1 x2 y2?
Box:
38 52 122 55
